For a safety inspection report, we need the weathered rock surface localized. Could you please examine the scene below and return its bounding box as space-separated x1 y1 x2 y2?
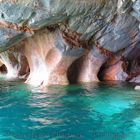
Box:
0 0 139 86
135 86 140 90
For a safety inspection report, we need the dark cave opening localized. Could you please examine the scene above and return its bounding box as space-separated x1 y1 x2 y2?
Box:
0 64 7 74
97 62 107 81
67 56 85 84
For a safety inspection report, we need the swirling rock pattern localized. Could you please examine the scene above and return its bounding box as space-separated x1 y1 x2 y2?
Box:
0 0 139 86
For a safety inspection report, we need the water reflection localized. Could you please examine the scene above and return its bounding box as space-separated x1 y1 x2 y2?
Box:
0 81 140 139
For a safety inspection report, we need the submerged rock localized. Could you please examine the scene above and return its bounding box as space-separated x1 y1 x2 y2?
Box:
0 0 139 86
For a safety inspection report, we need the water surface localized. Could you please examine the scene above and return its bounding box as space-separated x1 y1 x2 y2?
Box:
0 79 140 140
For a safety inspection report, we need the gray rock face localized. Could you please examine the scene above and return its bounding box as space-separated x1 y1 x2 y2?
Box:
0 0 139 86
132 0 140 21
0 0 139 50
0 28 28 52
0 2 33 24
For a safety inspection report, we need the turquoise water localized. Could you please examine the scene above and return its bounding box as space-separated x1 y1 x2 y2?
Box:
0 79 140 140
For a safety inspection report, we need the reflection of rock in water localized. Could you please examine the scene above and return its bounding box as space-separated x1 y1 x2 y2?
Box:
0 0 139 86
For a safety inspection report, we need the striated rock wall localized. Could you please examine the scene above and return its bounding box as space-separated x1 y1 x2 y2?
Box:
0 0 140 86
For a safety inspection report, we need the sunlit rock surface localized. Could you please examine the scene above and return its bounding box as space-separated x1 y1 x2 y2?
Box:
0 45 29 78
0 0 140 86
135 86 140 90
